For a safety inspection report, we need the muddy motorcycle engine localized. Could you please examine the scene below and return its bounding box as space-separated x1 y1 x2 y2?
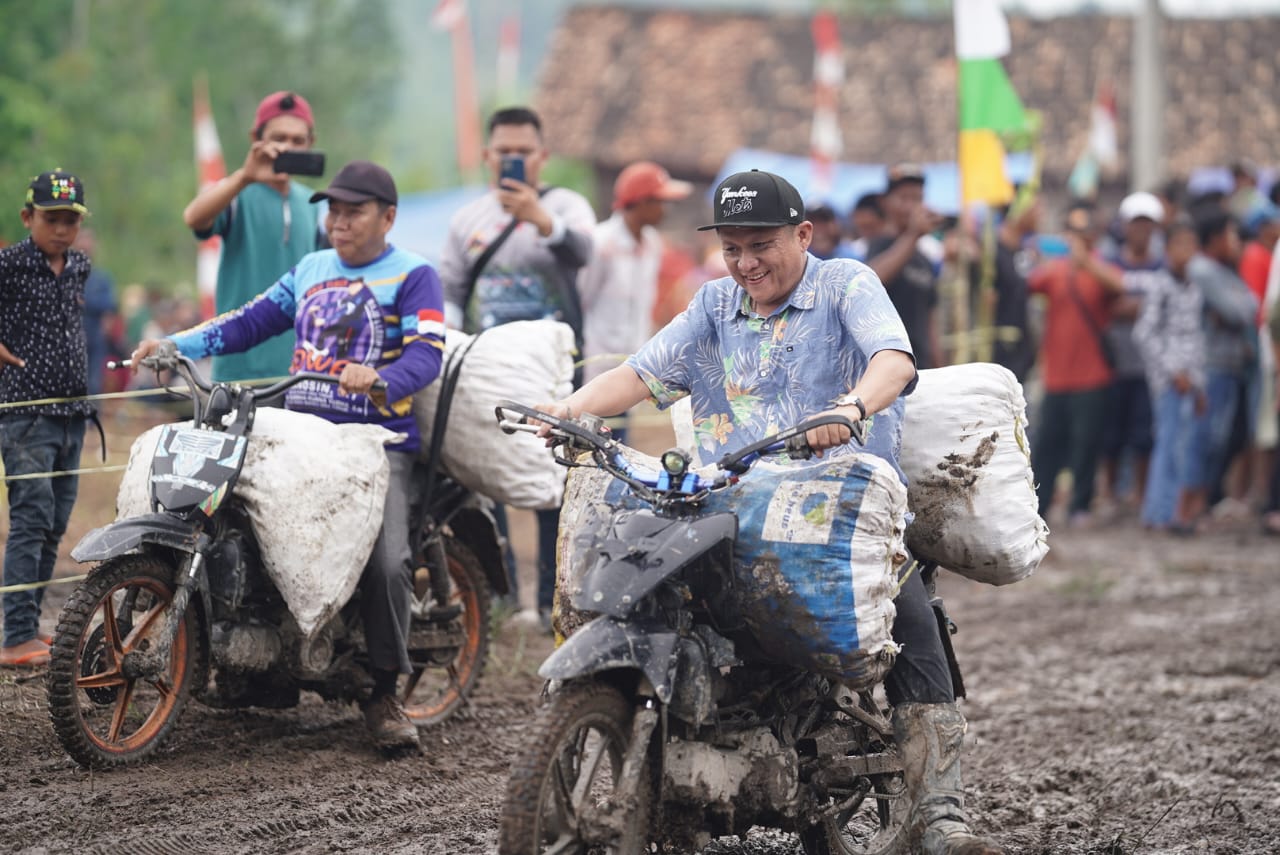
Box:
663 728 800 817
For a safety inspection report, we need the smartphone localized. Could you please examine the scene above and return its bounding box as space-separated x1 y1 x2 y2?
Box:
499 154 525 185
1036 233 1071 259
273 150 326 177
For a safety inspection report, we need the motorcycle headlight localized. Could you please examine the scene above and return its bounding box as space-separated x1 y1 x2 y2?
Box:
661 448 691 478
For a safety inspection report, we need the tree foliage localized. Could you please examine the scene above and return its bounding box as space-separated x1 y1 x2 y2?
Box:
0 0 399 290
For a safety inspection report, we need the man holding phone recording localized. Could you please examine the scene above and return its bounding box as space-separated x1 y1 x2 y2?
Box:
867 164 945 370
440 106 596 630
183 90 324 383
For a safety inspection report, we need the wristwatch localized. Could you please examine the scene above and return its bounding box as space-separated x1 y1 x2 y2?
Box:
837 393 867 421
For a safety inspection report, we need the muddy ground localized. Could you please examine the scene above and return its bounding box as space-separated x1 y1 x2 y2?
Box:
2 416 1278 854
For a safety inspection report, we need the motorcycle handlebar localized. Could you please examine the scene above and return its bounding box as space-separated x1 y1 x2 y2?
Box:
123 346 388 405
494 401 866 496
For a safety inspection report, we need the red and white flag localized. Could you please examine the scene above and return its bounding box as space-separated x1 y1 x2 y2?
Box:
193 74 226 320
810 12 844 198
1087 80 1119 172
497 14 521 95
432 0 482 177
431 0 465 31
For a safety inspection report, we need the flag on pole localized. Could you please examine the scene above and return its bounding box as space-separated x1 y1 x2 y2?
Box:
193 74 225 320
433 0 482 178
1068 80 1118 200
955 0 1027 207
497 14 521 97
431 0 465 30
809 11 843 199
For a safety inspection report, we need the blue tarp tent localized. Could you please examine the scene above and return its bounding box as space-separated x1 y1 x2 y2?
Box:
387 185 488 264
714 148 1035 216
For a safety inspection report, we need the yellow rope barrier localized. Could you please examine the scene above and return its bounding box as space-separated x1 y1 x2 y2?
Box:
3 464 128 483
0 574 88 594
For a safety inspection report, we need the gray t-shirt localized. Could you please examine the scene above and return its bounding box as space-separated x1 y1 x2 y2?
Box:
1188 254 1258 374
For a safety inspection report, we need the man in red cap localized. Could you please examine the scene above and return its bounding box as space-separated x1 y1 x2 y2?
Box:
578 161 692 389
182 90 323 383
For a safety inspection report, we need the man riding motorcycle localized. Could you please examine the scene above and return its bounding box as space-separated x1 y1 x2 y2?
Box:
132 160 444 753
537 170 1003 854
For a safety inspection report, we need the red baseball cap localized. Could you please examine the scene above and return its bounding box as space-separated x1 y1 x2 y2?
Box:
613 161 692 210
253 91 314 135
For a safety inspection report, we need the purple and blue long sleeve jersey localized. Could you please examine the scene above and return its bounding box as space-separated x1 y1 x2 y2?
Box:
170 245 445 453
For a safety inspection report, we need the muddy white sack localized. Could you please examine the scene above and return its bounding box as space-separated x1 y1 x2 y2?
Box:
117 409 397 636
554 448 904 686
899 363 1048 585
414 319 574 510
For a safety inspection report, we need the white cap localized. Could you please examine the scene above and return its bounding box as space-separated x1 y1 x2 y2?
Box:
1119 191 1164 224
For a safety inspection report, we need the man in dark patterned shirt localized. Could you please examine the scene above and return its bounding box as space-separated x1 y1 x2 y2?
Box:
0 170 93 669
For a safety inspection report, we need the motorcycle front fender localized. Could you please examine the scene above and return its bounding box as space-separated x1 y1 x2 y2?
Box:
571 510 737 620
539 616 680 704
71 513 208 563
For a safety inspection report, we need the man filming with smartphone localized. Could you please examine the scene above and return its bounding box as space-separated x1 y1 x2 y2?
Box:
182 90 325 383
439 106 596 631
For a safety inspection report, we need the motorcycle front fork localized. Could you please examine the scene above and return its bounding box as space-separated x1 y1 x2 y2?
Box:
124 550 204 681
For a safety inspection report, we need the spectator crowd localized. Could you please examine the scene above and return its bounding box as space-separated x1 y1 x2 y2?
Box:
5 92 1280 673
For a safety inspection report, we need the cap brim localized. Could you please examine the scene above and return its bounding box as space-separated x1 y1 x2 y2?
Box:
696 219 795 231
31 202 88 214
310 187 387 205
654 179 693 201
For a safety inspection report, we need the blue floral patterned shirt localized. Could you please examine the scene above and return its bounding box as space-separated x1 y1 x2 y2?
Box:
628 253 917 483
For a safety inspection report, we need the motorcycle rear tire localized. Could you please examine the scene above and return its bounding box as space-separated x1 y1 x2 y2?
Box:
498 682 652 855
46 554 204 769
401 536 491 726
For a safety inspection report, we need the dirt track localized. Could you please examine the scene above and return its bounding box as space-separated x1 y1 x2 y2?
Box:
2 407 1278 854
4 518 1277 854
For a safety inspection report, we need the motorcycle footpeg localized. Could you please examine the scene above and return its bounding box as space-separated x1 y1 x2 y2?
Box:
426 603 463 622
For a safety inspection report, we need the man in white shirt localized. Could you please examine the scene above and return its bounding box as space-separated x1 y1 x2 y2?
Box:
578 162 691 387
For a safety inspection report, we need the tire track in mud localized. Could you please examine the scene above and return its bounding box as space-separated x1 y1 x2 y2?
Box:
77 783 469 855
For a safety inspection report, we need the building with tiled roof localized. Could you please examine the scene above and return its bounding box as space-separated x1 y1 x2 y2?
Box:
534 5 1278 202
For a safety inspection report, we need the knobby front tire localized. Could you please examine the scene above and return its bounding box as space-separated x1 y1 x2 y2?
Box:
499 682 652 855
46 554 203 769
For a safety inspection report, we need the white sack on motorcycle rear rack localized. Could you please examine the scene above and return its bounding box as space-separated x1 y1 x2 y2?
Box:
556 448 905 688
899 363 1048 585
117 409 398 637
414 320 575 510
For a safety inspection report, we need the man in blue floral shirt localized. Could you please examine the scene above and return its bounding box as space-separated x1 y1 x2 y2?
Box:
539 170 1003 855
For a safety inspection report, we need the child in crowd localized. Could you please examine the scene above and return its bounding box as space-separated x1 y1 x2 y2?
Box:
0 170 94 668
1133 220 1205 532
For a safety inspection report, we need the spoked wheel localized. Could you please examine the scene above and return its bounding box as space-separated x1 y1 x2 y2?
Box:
799 698 907 855
499 683 652 855
46 554 203 768
401 536 491 726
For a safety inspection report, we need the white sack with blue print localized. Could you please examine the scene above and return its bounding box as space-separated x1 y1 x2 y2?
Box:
116 408 398 636
555 448 905 687
413 319 575 510
899 363 1048 585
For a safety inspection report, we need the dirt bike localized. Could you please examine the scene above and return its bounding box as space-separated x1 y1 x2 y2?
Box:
492 402 965 855
46 347 506 768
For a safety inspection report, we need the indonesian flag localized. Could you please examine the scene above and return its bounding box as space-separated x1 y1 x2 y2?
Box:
810 12 843 198
1088 80 1119 172
432 0 482 177
417 308 446 339
497 15 520 95
193 74 226 320
431 0 465 30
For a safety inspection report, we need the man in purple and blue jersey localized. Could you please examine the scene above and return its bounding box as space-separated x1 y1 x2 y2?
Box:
133 161 443 752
